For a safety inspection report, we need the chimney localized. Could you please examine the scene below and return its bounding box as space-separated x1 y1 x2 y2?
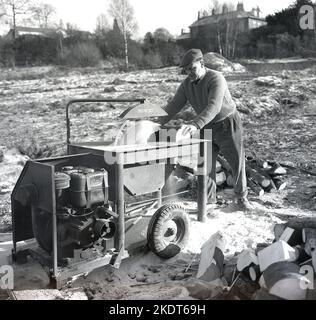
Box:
237 2 244 12
198 11 201 20
256 6 260 17
222 4 228 14
212 8 216 15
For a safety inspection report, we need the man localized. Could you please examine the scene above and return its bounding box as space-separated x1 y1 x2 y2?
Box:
160 48 252 211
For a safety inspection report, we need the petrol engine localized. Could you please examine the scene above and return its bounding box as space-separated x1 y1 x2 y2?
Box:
31 166 116 260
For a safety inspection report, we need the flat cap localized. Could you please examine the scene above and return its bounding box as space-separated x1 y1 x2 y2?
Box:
180 49 203 68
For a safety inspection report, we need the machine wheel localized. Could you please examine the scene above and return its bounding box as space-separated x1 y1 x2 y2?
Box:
147 203 190 259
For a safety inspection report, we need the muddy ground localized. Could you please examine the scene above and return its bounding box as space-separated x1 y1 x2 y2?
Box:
0 63 315 300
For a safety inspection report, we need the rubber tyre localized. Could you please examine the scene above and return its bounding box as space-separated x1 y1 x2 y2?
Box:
147 203 190 259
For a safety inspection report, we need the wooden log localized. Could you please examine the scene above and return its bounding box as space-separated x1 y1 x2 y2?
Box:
216 171 226 186
274 224 287 241
302 228 316 269
247 161 277 192
277 227 303 246
197 231 226 282
267 162 287 176
247 178 264 196
216 161 222 173
247 158 269 169
283 218 316 230
263 261 308 300
237 249 259 272
218 155 231 173
246 166 271 188
226 175 235 188
263 179 277 192
293 245 311 264
258 241 297 272
272 176 287 191
248 264 261 282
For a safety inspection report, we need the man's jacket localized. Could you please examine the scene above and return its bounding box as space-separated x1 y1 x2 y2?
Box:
163 68 236 129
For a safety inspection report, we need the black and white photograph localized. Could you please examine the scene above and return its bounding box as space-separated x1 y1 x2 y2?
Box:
0 0 315 304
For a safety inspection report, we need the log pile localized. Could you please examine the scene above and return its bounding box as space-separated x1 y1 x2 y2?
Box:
215 155 288 196
193 219 316 300
235 217 316 300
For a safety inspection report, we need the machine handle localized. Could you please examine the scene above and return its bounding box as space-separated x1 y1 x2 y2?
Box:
66 98 146 153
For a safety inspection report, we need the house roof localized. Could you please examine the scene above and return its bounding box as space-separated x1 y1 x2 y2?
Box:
7 26 67 38
176 33 191 41
190 11 266 28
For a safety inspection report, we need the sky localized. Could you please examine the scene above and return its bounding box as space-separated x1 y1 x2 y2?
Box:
1 0 298 37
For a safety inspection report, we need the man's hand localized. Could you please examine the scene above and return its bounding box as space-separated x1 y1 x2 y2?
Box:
180 124 198 137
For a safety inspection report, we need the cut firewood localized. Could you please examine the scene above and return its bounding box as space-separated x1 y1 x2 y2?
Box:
247 178 264 196
263 179 277 192
267 162 287 176
302 228 316 270
226 175 235 188
274 224 286 241
197 232 226 282
248 264 261 282
293 245 311 264
216 161 222 173
277 227 303 246
247 162 277 192
258 241 297 272
246 166 271 188
263 261 308 300
216 171 226 186
237 251 261 283
272 176 287 191
247 158 269 169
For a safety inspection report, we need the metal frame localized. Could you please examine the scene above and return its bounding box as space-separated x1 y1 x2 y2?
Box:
12 98 210 288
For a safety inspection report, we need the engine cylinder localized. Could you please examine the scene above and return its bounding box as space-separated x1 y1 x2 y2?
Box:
94 219 116 239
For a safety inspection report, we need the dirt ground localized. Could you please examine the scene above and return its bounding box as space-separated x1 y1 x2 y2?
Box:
0 63 315 300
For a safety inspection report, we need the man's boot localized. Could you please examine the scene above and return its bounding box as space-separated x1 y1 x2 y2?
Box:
235 197 254 212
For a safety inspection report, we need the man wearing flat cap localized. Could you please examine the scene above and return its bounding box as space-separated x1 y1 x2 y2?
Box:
161 48 252 211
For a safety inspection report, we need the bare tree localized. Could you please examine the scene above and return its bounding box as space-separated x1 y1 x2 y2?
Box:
95 13 110 33
108 0 138 71
30 2 56 28
0 0 32 39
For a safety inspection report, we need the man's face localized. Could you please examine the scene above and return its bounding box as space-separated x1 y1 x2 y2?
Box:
183 60 204 82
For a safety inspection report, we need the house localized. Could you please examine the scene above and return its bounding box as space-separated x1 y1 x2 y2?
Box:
5 26 67 40
177 2 267 44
